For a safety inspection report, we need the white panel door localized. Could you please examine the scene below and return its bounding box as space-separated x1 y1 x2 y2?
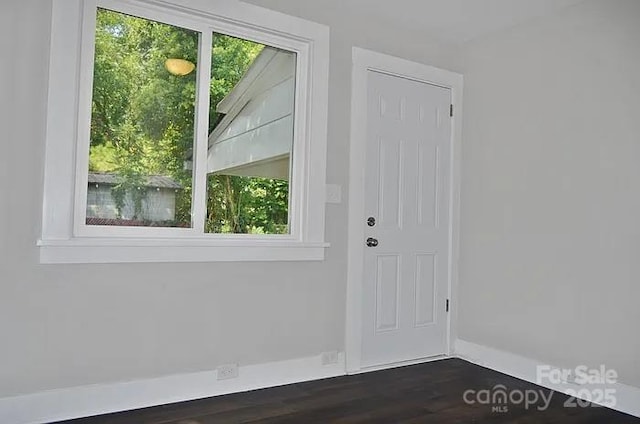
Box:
361 70 451 368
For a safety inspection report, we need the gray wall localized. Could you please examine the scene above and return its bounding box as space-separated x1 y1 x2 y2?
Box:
6 0 636 401
0 0 459 397
458 0 640 387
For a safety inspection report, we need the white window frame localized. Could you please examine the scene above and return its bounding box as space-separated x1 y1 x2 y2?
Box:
39 0 330 263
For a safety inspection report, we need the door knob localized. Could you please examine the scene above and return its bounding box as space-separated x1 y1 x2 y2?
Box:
366 237 379 247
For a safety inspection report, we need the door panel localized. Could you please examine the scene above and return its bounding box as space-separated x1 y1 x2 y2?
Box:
361 70 451 368
375 254 400 331
417 144 439 229
414 253 436 327
377 137 403 229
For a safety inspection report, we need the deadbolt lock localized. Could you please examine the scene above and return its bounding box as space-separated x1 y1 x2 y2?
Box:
366 237 379 247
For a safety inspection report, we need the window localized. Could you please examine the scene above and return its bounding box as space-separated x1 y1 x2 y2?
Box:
40 0 330 263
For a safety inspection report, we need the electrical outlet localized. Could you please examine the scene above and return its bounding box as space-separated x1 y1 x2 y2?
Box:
217 363 239 380
321 351 339 365
325 184 342 204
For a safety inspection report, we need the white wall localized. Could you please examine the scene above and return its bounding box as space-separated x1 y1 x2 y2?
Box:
459 0 640 387
14 0 636 406
0 0 460 398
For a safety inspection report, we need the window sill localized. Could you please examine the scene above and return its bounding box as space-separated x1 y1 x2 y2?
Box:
38 238 329 264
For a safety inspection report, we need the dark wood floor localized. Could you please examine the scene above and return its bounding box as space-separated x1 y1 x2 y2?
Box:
58 359 638 424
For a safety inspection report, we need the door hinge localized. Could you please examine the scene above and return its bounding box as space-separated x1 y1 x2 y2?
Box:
450 104 454 117
446 299 450 312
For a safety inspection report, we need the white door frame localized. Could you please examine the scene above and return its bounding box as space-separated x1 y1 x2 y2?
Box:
346 47 463 374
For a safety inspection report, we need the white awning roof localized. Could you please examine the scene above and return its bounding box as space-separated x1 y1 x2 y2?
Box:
207 47 295 180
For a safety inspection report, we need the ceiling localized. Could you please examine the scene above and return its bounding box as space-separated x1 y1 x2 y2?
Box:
243 0 587 44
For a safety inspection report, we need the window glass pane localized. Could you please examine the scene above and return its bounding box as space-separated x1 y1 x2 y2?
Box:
86 8 198 228
204 33 296 234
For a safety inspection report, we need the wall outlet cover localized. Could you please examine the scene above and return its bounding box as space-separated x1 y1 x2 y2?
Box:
325 184 342 204
321 351 339 365
217 363 239 380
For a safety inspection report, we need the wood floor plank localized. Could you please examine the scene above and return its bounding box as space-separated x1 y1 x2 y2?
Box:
57 359 639 424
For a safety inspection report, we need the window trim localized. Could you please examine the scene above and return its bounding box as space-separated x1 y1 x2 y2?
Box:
39 0 330 263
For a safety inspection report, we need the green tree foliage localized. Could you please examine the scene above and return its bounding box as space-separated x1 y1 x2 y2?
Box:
209 33 263 132
90 9 290 233
91 9 197 223
206 175 289 234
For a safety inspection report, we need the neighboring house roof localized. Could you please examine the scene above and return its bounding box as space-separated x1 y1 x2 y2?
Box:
88 172 182 189
85 217 148 226
85 217 190 227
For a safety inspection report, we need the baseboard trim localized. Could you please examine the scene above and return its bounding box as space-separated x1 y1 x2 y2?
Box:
454 339 640 418
0 353 346 424
4 343 638 423
350 354 449 375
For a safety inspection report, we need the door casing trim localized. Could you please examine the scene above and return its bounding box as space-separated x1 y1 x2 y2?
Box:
346 47 463 373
